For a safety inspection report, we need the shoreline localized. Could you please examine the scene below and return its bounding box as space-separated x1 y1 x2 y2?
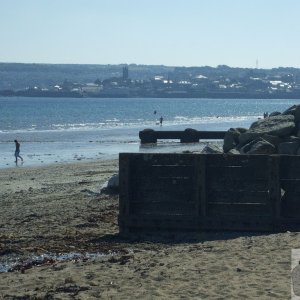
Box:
0 139 223 170
0 158 299 298
1 155 120 171
3 91 300 100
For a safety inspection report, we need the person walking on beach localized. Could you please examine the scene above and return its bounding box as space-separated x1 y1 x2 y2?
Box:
14 140 23 163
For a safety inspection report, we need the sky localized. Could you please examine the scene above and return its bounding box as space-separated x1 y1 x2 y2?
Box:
1 0 300 68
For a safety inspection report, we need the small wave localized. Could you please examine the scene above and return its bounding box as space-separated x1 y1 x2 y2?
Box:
171 115 259 125
174 116 189 121
0 115 260 134
105 118 120 122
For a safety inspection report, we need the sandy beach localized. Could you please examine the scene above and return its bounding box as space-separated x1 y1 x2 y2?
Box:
0 159 299 299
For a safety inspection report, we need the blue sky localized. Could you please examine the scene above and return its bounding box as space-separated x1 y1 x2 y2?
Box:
1 0 300 68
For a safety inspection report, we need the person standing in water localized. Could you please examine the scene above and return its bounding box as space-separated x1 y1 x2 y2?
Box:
14 140 23 163
159 116 163 126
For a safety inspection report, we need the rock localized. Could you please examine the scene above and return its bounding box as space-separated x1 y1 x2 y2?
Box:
101 174 119 194
269 111 281 117
201 144 223 154
244 139 276 154
239 115 295 145
282 104 300 124
283 136 300 143
223 127 247 152
278 142 300 155
260 134 282 149
222 104 300 155
239 138 261 153
227 148 240 155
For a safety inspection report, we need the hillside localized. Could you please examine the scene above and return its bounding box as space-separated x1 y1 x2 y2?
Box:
2 63 300 99
0 63 174 90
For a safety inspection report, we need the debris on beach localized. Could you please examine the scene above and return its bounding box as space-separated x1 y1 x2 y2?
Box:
0 252 113 273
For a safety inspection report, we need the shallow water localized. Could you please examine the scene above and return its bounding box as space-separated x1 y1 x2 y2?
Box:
1 97 299 168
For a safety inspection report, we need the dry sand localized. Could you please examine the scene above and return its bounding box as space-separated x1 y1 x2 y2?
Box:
0 159 300 299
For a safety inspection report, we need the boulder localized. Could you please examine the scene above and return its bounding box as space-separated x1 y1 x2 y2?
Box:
239 115 295 145
282 135 300 143
227 148 240 155
223 127 247 152
260 134 282 149
282 104 300 124
269 111 281 117
201 144 223 154
278 142 300 155
244 139 276 155
101 174 119 194
239 138 262 153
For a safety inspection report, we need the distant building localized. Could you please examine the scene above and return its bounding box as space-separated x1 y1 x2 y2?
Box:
123 66 129 81
81 83 103 95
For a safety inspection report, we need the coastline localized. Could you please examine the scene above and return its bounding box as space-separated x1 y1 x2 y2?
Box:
3 91 300 99
0 158 299 298
0 138 224 170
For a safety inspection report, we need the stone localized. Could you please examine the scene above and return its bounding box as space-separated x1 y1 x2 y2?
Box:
201 144 223 154
245 140 276 154
282 104 300 124
282 136 300 143
269 111 281 117
240 138 262 154
101 174 119 194
222 105 300 155
227 148 240 155
223 127 247 152
278 142 300 155
260 134 282 148
239 115 295 145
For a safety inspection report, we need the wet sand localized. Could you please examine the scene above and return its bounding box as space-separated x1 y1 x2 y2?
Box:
0 159 299 299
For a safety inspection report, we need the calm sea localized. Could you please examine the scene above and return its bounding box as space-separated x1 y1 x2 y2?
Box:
1 97 299 168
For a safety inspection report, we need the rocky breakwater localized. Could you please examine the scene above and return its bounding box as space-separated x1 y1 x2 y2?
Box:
223 104 300 155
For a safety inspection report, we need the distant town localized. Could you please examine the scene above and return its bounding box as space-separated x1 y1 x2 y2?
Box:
2 63 300 99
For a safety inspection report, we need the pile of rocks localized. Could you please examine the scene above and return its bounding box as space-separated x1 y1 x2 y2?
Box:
222 104 300 155
200 104 300 155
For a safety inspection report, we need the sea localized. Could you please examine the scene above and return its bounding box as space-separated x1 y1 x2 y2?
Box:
1 97 300 169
